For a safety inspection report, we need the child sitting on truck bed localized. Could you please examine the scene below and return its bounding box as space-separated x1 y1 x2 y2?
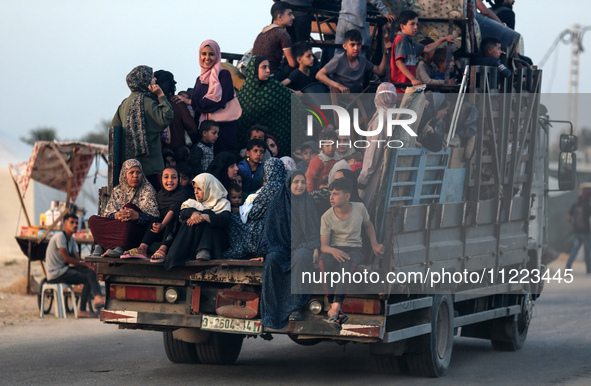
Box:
306 129 340 193
121 167 192 262
319 178 384 327
389 10 455 93
472 36 512 78
316 29 388 93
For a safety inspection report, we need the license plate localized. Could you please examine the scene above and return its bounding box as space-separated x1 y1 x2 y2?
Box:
201 315 262 334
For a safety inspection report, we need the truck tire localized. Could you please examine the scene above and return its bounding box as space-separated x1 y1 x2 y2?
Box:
163 330 200 364
406 295 454 378
490 294 531 351
37 279 53 315
195 332 243 365
373 354 409 375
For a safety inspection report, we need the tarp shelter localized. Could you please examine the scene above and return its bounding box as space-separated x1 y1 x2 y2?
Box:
10 140 108 234
1 137 107 262
10 141 107 205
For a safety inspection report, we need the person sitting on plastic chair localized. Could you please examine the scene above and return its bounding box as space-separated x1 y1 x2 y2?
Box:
45 214 105 318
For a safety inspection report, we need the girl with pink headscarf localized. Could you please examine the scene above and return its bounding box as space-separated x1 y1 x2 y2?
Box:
190 39 241 154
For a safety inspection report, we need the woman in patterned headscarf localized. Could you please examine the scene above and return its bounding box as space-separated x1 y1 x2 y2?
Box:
164 173 231 269
112 65 173 189
88 159 160 257
358 82 398 210
237 55 307 157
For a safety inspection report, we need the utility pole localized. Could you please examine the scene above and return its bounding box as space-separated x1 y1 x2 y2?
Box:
568 24 581 135
540 25 591 135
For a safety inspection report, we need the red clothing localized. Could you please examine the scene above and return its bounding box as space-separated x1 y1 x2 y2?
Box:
389 32 424 93
306 155 338 193
253 26 292 74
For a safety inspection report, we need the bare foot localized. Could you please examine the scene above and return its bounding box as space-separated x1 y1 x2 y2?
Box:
327 303 341 319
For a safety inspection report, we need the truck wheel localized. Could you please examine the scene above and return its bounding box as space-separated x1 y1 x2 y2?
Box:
373 354 409 375
195 332 243 365
163 330 200 364
406 295 454 378
37 279 53 315
491 294 531 351
288 335 322 346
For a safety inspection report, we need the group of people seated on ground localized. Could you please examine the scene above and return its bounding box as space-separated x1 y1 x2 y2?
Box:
80 0 526 326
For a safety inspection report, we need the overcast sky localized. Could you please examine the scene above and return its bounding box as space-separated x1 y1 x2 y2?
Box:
1 0 590 141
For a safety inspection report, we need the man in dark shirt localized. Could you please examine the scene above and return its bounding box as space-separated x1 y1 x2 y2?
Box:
566 194 591 274
253 1 298 80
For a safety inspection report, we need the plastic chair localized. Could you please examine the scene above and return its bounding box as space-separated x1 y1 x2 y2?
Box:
39 282 78 319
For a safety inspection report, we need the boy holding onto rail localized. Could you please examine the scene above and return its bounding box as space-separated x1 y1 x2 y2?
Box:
472 36 512 78
319 178 384 327
389 10 455 93
316 29 388 93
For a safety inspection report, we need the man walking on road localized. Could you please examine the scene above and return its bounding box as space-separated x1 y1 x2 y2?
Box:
566 193 591 274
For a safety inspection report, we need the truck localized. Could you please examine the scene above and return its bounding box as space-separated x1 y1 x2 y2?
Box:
86 1 578 378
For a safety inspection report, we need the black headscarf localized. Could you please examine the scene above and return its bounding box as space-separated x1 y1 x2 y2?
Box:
154 69 177 97
206 152 238 190
289 170 320 251
155 169 192 218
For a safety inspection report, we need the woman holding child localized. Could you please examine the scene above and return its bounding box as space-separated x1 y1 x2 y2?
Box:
164 173 231 269
190 39 241 154
88 159 159 257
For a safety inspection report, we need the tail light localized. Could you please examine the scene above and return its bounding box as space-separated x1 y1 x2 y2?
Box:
340 297 381 315
109 284 163 302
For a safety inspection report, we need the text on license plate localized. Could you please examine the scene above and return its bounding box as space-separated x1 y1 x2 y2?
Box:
201 315 262 334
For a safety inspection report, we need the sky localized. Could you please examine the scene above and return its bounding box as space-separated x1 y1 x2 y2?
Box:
1 0 590 142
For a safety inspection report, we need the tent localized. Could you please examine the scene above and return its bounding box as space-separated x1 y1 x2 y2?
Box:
0 130 108 262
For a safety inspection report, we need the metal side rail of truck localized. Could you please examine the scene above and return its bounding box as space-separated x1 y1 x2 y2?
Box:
85 64 577 377
85 0 579 374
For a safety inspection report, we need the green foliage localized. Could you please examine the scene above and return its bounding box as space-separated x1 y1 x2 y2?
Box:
20 127 57 145
79 119 109 145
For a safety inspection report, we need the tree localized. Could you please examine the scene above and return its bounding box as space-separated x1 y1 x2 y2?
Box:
20 127 57 145
79 119 109 145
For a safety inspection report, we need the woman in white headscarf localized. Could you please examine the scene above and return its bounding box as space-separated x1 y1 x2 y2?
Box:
164 173 231 269
357 82 397 210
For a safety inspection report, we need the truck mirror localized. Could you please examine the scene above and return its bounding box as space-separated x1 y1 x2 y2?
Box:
558 152 576 191
560 134 578 152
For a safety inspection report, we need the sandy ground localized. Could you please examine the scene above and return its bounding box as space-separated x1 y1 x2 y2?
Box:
0 258 50 327
0 253 587 328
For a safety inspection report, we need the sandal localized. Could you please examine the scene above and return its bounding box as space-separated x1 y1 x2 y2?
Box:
150 249 166 263
338 310 349 325
103 247 124 258
121 248 147 259
325 314 343 330
196 249 211 261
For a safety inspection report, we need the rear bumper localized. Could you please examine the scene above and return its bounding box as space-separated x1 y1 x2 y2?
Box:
101 309 384 341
